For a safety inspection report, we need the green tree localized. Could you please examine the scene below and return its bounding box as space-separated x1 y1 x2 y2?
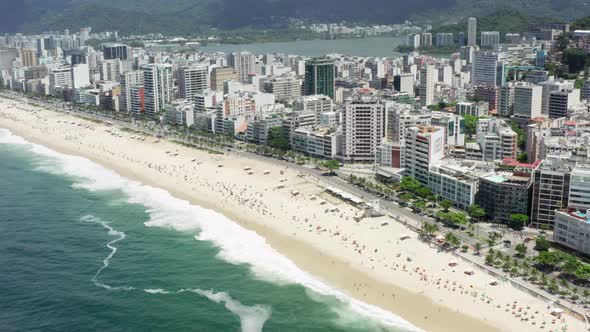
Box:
509 214 528 231
462 114 479 136
421 222 439 237
414 200 427 212
488 231 502 247
440 199 453 212
574 264 590 281
534 236 551 252
517 152 528 163
322 159 340 175
450 212 468 228
474 242 482 255
444 232 460 248
400 176 422 193
415 186 432 199
548 279 559 293
563 48 590 74
509 121 526 150
399 193 414 203
267 126 289 151
515 243 527 258
485 252 495 265
562 257 582 275
535 251 561 269
468 204 486 223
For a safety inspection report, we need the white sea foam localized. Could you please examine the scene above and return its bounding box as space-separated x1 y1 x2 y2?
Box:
144 288 171 294
81 215 135 291
0 128 421 332
179 289 272 332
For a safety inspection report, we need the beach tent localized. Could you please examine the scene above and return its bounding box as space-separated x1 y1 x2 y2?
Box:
464 269 474 275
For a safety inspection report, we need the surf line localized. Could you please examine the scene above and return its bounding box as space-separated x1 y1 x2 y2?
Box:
82 215 272 332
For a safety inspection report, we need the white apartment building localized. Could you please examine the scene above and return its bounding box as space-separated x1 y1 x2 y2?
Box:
553 209 590 255
120 70 143 112
431 112 465 146
178 65 208 101
229 51 255 83
569 167 590 210
100 59 122 82
498 83 515 117
262 75 302 102
419 65 435 107
468 17 477 46
481 31 500 48
513 83 542 121
456 101 489 117
291 126 341 159
472 51 499 86
142 64 173 117
341 97 385 161
405 126 445 184
476 118 518 161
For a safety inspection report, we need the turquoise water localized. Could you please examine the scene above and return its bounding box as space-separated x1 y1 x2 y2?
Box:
0 128 419 332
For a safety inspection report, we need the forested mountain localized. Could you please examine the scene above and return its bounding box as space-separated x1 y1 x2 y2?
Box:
1 0 588 35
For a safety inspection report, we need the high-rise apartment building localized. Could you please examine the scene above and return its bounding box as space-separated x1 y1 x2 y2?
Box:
20 49 37 67
341 97 384 161
420 33 432 48
513 83 542 121
100 59 122 82
178 65 209 101
476 118 518 161
467 17 477 46
210 67 238 92
229 52 254 83
102 43 129 60
531 159 574 228
480 31 500 48
548 89 581 119
393 73 414 96
405 126 445 184
262 75 303 102
120 70 144 112
498 83 515 117
419 65 435 107
304 57 335 99
142 64 173 117
472 51 503 86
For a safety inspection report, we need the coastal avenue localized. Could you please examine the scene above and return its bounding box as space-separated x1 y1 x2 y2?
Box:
3 91 589 328
2 90 478 248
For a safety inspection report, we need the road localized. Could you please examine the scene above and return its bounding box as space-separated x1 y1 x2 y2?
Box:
4 91 590 323
3 91 485 247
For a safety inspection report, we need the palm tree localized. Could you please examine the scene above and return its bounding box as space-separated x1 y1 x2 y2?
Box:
560 278 570 290
474 242 482 255
444 232 460 248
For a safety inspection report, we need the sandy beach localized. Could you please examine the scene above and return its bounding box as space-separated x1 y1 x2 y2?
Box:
0 97 584 332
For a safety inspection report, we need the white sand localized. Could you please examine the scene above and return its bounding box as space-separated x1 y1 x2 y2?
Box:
0 98 584 332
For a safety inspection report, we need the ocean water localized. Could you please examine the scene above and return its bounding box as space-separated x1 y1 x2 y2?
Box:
0 128 419 332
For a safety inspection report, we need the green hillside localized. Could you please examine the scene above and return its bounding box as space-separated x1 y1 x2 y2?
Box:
3 0 590 35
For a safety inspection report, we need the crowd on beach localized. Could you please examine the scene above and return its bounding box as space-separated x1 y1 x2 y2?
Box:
0 100 584 332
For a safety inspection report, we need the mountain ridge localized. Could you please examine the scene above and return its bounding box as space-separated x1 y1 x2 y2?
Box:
1 0 588 35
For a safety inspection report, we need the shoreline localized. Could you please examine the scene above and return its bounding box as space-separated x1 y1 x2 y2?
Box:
1 98 582 332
